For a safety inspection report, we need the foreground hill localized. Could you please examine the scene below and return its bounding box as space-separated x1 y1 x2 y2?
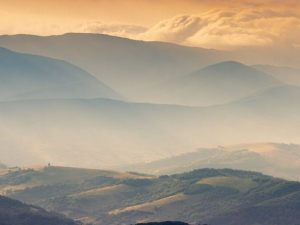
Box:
1 85 300 169
121 143 300 181
0 33 230 96
2 167 300 225
0 195 79 225
139 61 281 106
0 47 120 101
252 64 300 86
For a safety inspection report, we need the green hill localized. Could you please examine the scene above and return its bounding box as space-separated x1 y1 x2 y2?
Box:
2 166 300 225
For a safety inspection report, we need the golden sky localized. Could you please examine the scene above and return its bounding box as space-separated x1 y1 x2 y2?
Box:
1 0 300 49
1 0 299 24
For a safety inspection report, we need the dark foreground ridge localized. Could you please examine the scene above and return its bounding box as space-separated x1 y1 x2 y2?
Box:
0 195 80 225
136 222 189 225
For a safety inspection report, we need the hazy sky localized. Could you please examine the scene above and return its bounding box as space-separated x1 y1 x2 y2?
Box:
1 0 300 49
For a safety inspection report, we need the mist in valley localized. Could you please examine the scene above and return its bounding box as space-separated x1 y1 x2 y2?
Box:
1 1 300 224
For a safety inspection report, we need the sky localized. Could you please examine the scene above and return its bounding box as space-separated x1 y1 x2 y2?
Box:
1 0 300 50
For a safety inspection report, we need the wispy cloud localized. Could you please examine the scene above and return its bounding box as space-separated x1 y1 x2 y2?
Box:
75 22 147 38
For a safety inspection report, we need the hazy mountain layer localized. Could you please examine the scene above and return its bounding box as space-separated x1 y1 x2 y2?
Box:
252 64 300 86
138 61 282 106
121 143 300 181
0 47 121 101
0 33 231 96
0 85 300 169
2 166 300 225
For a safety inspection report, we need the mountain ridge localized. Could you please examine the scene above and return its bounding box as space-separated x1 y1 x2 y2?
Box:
137 61 282 106
0 33 232 97
0 47 121 101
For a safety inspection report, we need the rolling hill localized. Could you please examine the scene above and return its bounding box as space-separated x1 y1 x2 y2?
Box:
139 61 282 106
0 85 300 169
0 166 150 195
252 64 300 86
0 47 120 101
2 166 300 225
0 33 231 97
0 195 80 225
121 143 300 181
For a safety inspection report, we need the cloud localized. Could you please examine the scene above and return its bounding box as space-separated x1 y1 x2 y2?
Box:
75 22 147 38
1 7 300 50
0 11 147 38
137 9 300 49
137 15 204 43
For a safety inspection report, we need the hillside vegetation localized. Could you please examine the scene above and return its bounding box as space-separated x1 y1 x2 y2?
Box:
2 166 300 225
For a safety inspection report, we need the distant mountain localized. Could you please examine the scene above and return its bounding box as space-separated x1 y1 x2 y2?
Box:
0 195 79 225
0 33 231 97
121 143 300 181
1 85 300 169
2 166 300 225
252 64 300 86
140 61 282 106
225 85 300 113
0 47 121 101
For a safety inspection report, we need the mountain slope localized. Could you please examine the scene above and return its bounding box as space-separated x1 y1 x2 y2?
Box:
0 33 231 96
2 167 300 225
140 61 282 106
252 64 300 86
0 195 79 225
0 47 121 101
